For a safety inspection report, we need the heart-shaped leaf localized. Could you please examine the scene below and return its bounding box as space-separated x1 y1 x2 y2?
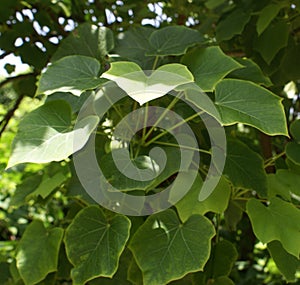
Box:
64 206 131 285
102 62 194 105
7 100 99 168
215 79 288 136
181 46 242 91
16 220 63 285
247 197 300 258
129 209 215 285
36 55 106 96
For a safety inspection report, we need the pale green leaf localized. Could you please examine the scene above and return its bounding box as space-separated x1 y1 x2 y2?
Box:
223 140 267 196
129 209 215 285
176 174 231 222
64 206 131 285
247 197 300 257
215 79 288 136
102 62 193 105
267 240 299 282
257 4 283 35
51 23 114 61
16 220 63 285
181 46 242 91
7 100 99 168
254 21 289 64
147 26 204 56
216 9 251 42
36 55 105 96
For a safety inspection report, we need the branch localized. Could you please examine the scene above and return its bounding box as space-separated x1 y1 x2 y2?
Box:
0 73 35 89
0 94 24 138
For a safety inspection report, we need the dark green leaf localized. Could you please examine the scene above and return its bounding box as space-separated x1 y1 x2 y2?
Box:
16 220 63 285
129 209 215 285
64 206 131 285
224 140 267 196
286 142 300 165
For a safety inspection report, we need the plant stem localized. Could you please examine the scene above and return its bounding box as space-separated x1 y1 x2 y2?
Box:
152 56 160 69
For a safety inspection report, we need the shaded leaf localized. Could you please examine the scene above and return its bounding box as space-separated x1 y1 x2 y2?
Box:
181 46 242 91
247 197 300 257
215 79 288 136
286 142 300 165
16 220 63 285
129 209 215 285
224 140 267 196
267 240 299 282
257 4 283 35
228 58 272 86
7 100 99 168
52 23 114 61
36 55 105 96
64 206 131 285
290 119 300 142
216 9 251 42
254 21 289 64
147 26 204 56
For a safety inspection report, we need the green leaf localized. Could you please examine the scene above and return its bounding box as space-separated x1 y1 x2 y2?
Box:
16 220 63 285
247 197 300 257
114 27 155 68
290 119 300 142
215 79 288 136
267 240 299 282
175 174 231 222
228 58 272 86
275 169 300 196
30 172 66 199
224 140 267 196
256 4 283 35
146 26 204 56
212 276 235 285
64 206 131 285
36 55 106 96
286 142 300 165
51 23 114 61
102 62 194 105
7 100 99 168
129 209 215 285
181 46 242 91
209 240 238 278
224 200 244 231
254 21 289 64
216 9 251 42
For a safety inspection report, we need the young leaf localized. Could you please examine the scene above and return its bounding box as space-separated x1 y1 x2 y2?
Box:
36 55 106 96
247 197 300 258
129 209 215 285
215 79 288 136
181 46 242 91
102 62 194 105
16 220 64 285
7 100 99 168
64 206 131 285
